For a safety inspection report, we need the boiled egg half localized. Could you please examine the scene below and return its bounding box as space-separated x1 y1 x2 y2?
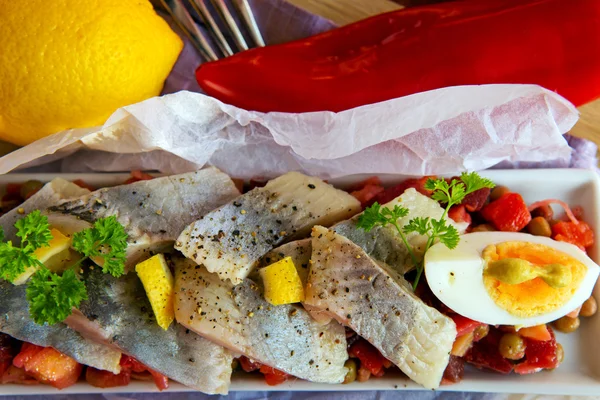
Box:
424 232 600 327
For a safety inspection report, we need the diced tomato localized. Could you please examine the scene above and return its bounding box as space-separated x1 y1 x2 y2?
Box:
14 346 82 389
480 192 531 232
239 356 262 372
464 329 513 374
349 338 387 376
348 177 382 192
124 170 154 184
449 314 485 337
461 187 491 212
72 179 96 192
148 370 169 391
259 366 289 386
5 183 22 196
1 366 38 385
441 355 464 385
351 184 385 207
348 177 385 207
369 176 433 206
518 325 551 342
514 327 559 374
448 205 472 225
119 355 168 390
552 220 594 250
86 367 131 388
120 355 147 373
12 343 43 368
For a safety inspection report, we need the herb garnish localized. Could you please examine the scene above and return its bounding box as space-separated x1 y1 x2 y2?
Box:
357 172 495 289
0 211 128 325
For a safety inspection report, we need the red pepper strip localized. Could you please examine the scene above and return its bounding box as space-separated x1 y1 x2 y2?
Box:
449 314 485 337
239 356 261 372
448 205 471 226
464 329 513 374
514 327 559 374
196 0 600 113
349 338 387 376
480 192 531 232
259 365 290 386
552 220 594 250
368 176 432 207
441 355 464 385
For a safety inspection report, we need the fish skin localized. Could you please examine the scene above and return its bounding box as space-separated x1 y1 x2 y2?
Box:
64 268 233 394
0 280 122 374
46 168 240 269
176 171 361 284
305 226 457 389
333 188 469 275
0 178 90 243
174 258 348 384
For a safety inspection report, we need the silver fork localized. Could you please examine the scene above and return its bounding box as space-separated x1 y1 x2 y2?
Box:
158 0 265 62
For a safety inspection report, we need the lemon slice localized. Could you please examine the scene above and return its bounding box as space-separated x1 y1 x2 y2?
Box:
259 256 305 305
135 254 174 330
13 229 71 285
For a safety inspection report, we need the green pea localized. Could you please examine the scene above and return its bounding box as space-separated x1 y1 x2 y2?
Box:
343 359 357 384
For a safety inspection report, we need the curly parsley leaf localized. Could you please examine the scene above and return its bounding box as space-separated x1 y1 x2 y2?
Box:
460 171 495 195
72 216 128 277
0 226 4 243
358 172 494 290
26 268 87 326
0 209 128 325
430 218 460 250
15 210 53 252
403 217 430 236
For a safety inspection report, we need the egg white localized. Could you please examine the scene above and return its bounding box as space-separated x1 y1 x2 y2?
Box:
424 232 600 327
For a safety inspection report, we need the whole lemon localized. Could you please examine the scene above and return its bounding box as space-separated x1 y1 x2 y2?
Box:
0 0 183 146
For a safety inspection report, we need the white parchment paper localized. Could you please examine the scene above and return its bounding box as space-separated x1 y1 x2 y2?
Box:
0 85 579 179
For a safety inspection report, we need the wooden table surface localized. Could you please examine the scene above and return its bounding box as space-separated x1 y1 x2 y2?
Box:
288 0 600 151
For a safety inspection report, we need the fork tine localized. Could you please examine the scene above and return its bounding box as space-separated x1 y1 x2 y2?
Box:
232 0 266 47
189 0 234 57
159 0 220 61
210 0 249 51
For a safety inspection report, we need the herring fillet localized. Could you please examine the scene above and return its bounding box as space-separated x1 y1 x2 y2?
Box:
65 269 233 394
305 226 457 389
0 281 122 374
0 178 90 242
0 179 122 374
174 258 349 384
176 171 361 283
46 168 240 269
333 188 469 275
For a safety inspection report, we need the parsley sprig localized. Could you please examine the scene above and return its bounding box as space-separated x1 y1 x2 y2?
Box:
0 212 128 325
357 172 495 289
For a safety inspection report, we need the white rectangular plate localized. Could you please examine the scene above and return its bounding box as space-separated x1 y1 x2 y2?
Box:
1 169 600 396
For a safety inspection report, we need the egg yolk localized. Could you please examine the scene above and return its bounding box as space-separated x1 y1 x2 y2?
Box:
482 242 587 317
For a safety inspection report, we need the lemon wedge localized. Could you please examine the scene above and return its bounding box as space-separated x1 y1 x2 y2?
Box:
259 256 305 305
13 228 71 285
135 254 174 330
